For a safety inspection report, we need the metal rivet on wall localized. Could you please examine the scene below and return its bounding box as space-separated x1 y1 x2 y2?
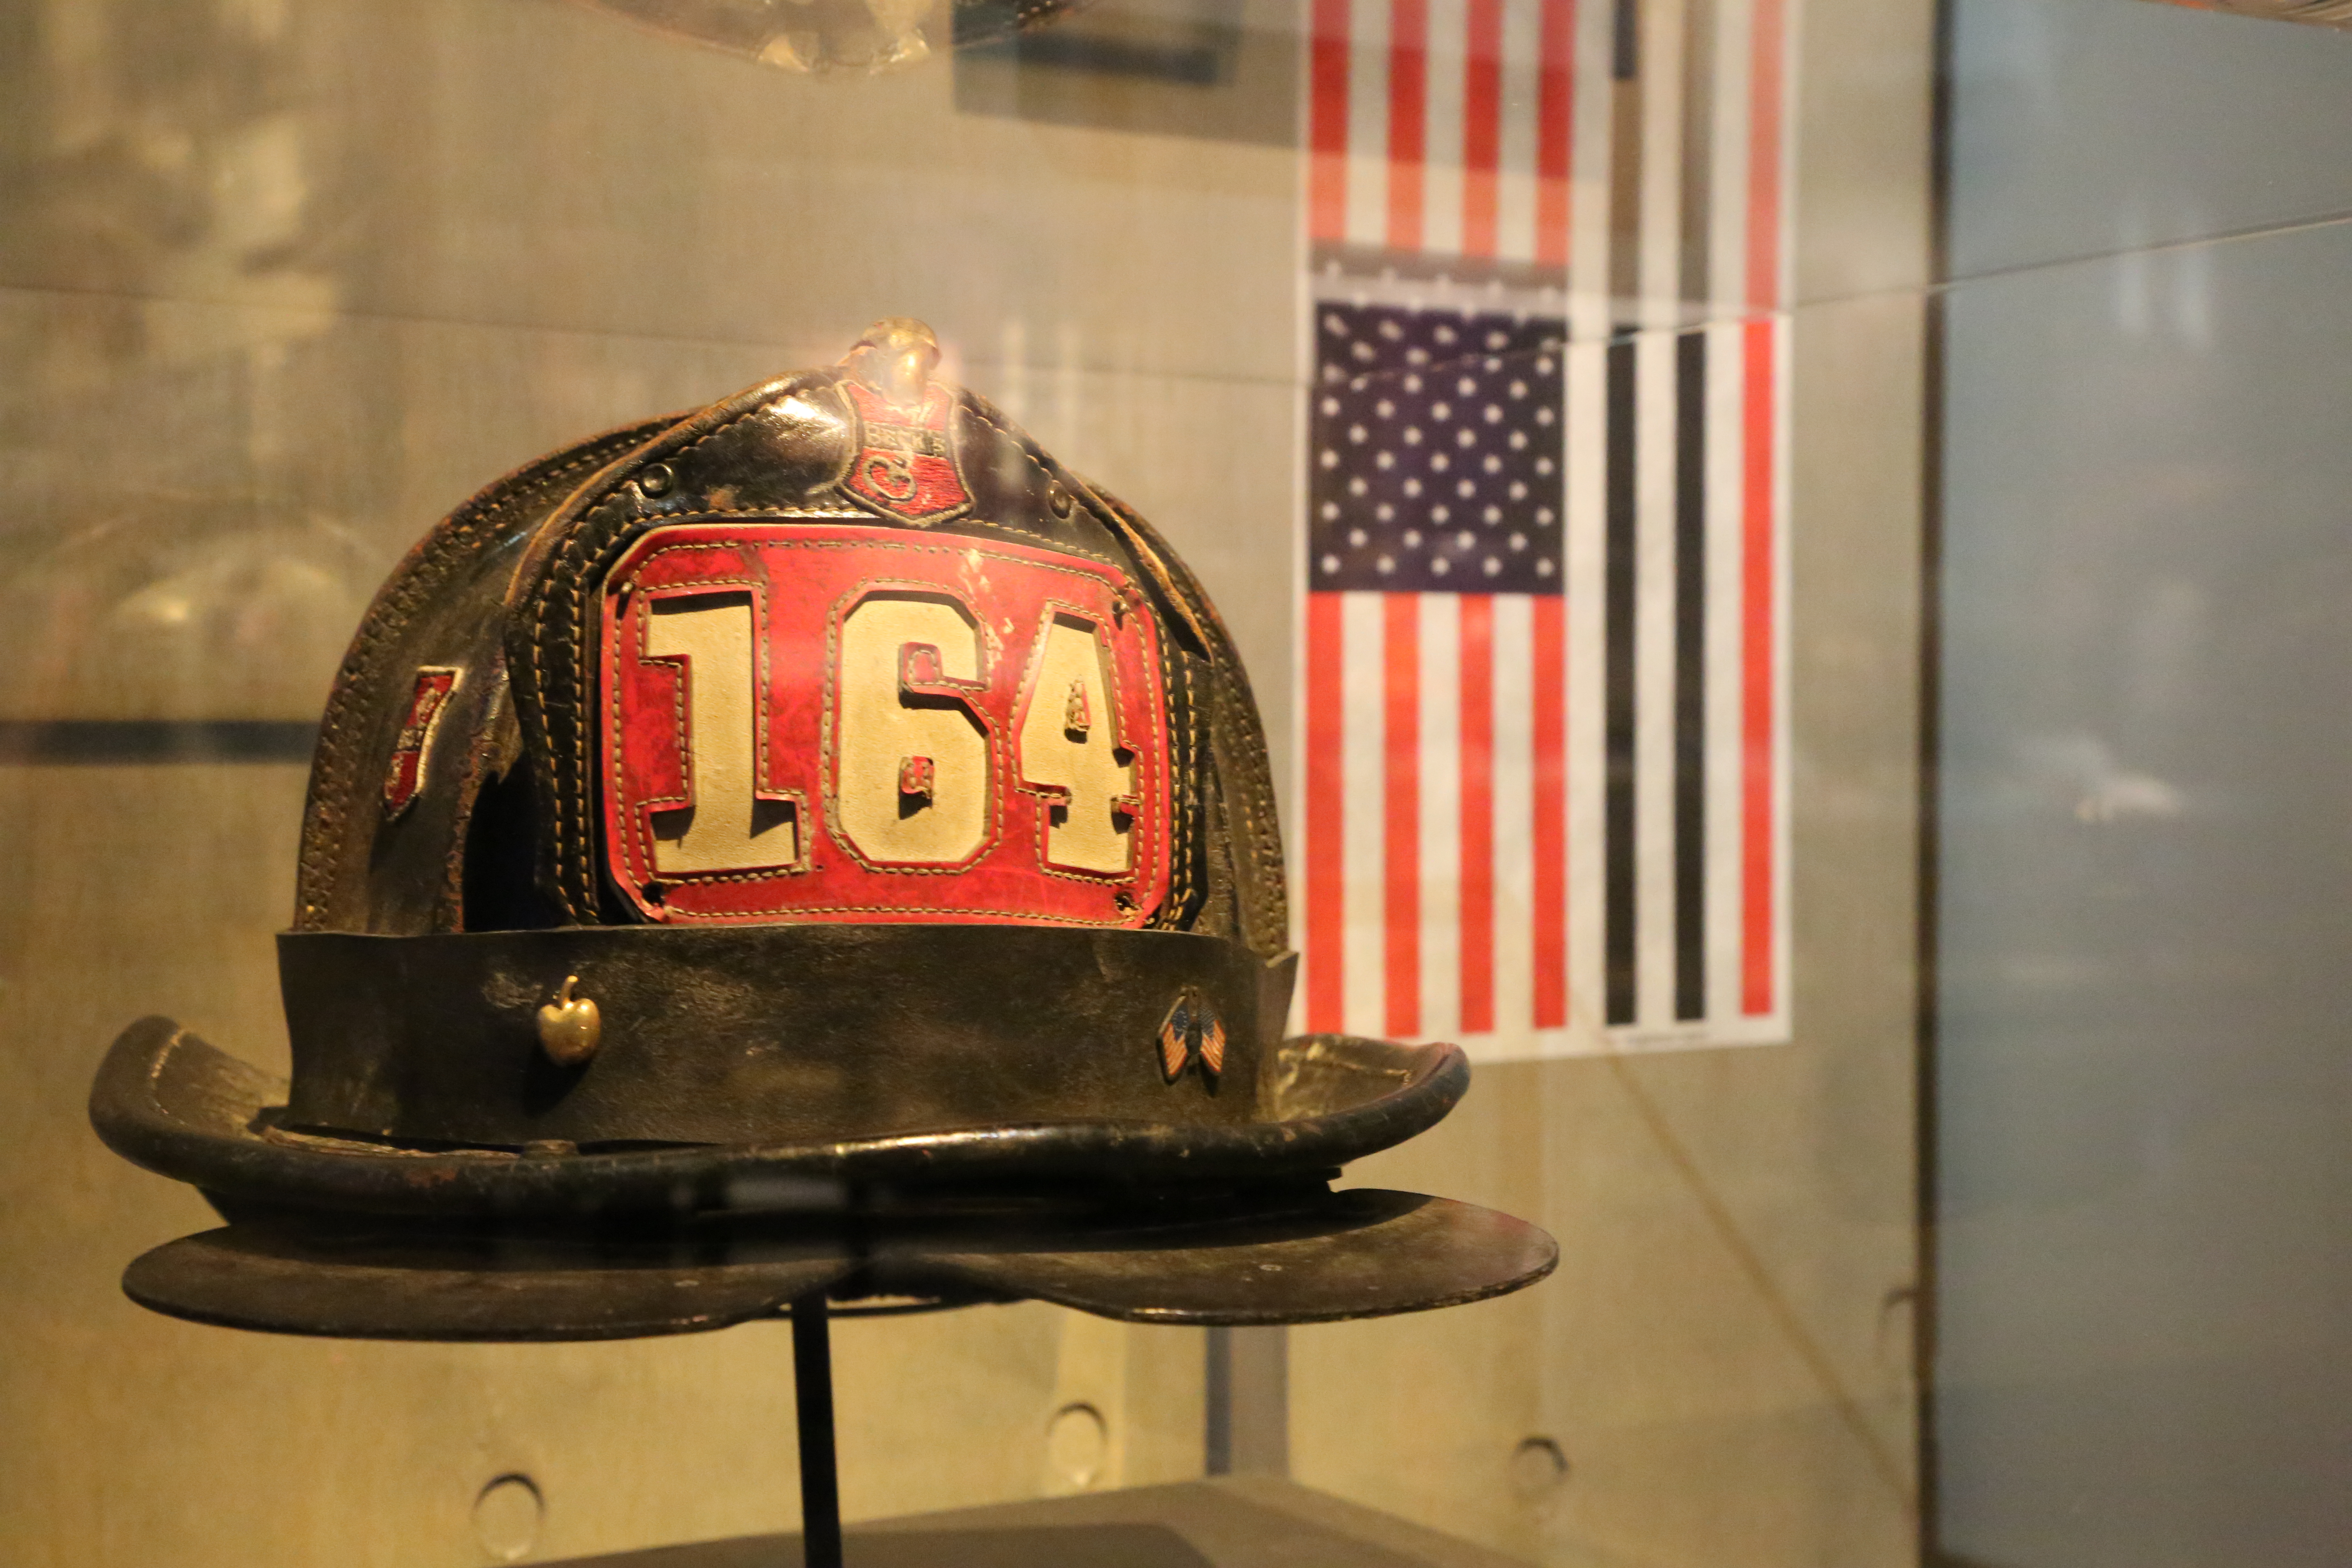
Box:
1045 1401 1108 1491
1508 1436 1569 1506
472 1473 544 1563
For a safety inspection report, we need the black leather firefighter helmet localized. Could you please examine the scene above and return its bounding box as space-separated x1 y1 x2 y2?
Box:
91 321 1554 1339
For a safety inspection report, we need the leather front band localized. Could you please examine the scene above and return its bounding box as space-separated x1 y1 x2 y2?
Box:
279 927 1292 1149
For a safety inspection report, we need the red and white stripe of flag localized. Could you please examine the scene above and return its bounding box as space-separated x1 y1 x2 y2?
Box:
1305 592 1571 1044
1297 0 1796 1058
1309 0 1577 264
1310 0 1791 313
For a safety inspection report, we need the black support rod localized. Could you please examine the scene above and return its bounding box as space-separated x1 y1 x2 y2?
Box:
790 1293 844 1568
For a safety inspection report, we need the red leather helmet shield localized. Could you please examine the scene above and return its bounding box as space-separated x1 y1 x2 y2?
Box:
599 522 1172 927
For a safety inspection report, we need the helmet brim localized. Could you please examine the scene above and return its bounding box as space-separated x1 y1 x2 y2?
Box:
93 1015 1472 1220
119 1186 1556 1341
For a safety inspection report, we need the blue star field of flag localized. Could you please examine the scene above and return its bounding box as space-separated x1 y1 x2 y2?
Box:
1309 303 1568 596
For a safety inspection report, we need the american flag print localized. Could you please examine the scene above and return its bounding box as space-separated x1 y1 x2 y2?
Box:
1298 0 1794 1059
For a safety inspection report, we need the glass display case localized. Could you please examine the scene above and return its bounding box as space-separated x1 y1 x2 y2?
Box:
0 0 2342 1564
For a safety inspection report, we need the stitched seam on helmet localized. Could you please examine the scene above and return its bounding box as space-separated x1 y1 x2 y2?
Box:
1172 651 1197 926
1071 480 1213 655
1116 485 1282 944
955 406 1211 660
302 429 649 928
942 517 1130 574
535 515 590 915
1110 490 1285 940
540 499 658 917
1069 488 1251 939
956 401 1059 489
535 382 835 918
1150 646 1199 930
1224 677 1289 938
651 903 1136 925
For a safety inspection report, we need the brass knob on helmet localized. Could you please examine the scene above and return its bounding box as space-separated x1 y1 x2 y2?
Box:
536 976 601 1068
839 317 940 407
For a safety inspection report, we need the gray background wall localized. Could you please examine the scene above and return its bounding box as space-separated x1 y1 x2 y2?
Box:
1937 2 2352 1564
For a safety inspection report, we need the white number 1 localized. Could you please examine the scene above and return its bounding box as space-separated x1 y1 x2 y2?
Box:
645 595 798 874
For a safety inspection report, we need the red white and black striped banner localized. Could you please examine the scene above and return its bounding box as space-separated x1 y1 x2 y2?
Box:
1298 0 1793 1059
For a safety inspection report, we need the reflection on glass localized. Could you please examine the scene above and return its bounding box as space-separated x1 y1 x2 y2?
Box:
2140 0 2352 29
561 0 1091 73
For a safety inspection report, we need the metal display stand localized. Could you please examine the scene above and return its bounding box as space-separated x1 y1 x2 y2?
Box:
789 1296 845 1568
593 1292 1517 1568
547 1291 1520 1568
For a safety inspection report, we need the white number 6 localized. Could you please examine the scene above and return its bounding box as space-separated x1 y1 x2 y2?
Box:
834 595 991 866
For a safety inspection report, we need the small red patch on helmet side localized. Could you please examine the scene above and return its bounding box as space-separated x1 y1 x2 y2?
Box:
382 667 458 818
